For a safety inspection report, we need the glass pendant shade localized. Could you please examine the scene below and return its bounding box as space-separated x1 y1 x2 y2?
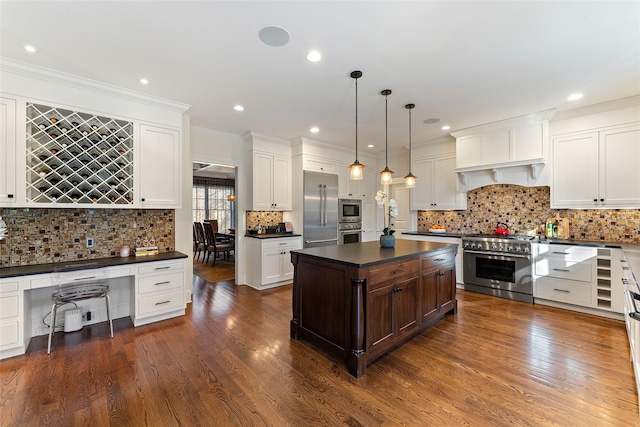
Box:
380 167 393 184
349 160 364 180
404 172 416 188
349 70 364 180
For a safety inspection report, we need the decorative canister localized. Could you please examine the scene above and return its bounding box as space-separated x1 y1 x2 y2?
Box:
380 234 395 248
119 243 130 257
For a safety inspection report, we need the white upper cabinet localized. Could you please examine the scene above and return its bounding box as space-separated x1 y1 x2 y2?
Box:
138 125 181 208
552 124 640 208
244 132 292 211
0 97 17 204
338 164 376 200
411 154 466 211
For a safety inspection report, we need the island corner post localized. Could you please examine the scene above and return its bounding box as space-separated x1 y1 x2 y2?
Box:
290 240 458 378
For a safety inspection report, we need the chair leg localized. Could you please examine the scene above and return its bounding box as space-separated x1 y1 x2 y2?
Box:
105 294 114 338
47 302 58 354
211 251 217 267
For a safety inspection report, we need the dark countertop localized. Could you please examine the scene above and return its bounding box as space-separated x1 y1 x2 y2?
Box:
291 240 457 268
0 251 188 279
245 233 301 239
402 231 467 238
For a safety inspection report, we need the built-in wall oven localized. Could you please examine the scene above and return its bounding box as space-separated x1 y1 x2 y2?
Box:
339 222 362 245
462 235 533 303
338 198 361 223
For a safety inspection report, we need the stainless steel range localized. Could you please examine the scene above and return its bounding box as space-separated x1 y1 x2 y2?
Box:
462 235 534 303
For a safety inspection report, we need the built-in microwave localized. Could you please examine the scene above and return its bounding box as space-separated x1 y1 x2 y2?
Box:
338 198 361 223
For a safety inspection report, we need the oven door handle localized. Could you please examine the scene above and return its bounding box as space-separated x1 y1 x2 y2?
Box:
464 250 531 259
305 238 339 244
625 290 640 322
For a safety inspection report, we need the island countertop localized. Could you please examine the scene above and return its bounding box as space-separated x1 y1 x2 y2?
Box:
290 239 457 268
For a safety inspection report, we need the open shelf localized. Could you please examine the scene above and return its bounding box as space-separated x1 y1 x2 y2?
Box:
26 103 134 205
596 248 613 310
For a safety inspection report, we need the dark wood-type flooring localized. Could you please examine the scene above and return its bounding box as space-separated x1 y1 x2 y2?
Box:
1 276 638 426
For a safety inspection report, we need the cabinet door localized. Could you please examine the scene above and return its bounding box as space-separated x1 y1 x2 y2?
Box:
551 132 599 208
394 276 420 340
410 158 434 210
361 200 378 242
272 155 292 210
0 97 16 204
138 125 181 207
437 266 456 313
433 155 465 210
419 270 439 324
262 248 284 284
360 168 376 199
599 125 640 208
253 152 275 210
367 283 395 357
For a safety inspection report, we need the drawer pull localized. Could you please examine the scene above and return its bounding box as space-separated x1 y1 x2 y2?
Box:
553 288 570 293
154 266 171 270
155 281 171 286
434 258 445 261
74 276 96 281
392 269 405 274
394 287 403 293
552 252 570 255
155 300 171 305
552 268 571 272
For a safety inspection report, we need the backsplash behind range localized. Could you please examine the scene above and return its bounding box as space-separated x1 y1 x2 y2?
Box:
418 184 640 243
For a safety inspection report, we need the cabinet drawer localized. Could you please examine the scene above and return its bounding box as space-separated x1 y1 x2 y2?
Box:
535 277 592 305
0 321 19 348
0 295 19 320
0 280 18 293
138 261 184 275
138 272 184 295
421 251 455 271
538 245 595 261
535 258 592 282
138 290 184 316
262 238 302 250
368 259 420 288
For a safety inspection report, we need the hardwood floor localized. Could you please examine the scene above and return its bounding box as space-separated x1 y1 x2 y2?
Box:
1 278 637 426
192 257 235 283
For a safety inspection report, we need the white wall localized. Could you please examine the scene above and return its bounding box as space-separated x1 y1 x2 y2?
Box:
190 125 247 284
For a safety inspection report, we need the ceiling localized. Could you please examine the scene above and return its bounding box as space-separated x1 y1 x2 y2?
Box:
1 1 639 154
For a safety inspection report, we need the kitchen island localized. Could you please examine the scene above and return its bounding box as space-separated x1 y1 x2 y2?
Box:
290 240 457 377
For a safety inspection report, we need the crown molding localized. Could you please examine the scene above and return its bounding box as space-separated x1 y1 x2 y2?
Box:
0 58 190 113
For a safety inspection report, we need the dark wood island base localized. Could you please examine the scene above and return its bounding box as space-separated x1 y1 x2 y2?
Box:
290 240 457 378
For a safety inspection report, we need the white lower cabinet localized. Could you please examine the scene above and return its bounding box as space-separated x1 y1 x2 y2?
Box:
533 243 623 316
0 278 26 358
134 260 186 326
245 236 302 290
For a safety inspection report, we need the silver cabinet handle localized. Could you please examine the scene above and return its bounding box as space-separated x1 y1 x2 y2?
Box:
155 300 171 305
464 250 530 259
74 276 96 281
553 268 571 272
552 252 570 255
553 288 570 293
155 281 171 286
625 290 640 321
154 266 171 270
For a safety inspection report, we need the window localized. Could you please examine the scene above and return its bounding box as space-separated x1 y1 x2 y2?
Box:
193 178 236 233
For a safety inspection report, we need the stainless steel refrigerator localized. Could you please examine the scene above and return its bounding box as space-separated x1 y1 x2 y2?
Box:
303 171 338 248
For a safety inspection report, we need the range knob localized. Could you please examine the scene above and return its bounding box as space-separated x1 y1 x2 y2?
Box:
463 241 470 249
523 246 530 254
491 243 498 250
507 245 514 252
515 245 522 252
470 242 476 249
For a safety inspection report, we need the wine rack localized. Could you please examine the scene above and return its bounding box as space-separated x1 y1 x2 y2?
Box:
26 103 134 205
596 248 613 310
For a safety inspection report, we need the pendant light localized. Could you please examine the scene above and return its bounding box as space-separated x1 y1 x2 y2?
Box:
380 89 394 185
404 103 417 188
349 70 365 180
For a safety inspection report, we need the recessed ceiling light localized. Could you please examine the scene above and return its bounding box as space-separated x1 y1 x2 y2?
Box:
567 93 583 101
306 51 322 62
367 144 374 148
441 125 451 131
23 45 37 53
310 126 319 133
423 118 440 124
139 78 149 85
259 26 290 47
234 105 244 111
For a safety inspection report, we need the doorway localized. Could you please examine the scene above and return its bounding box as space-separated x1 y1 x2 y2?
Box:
389 182 410 235
192 161 236 283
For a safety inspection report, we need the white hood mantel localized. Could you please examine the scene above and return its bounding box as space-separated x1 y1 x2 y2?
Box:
451 110 553 191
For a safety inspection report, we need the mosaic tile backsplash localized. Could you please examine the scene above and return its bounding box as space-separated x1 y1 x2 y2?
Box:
246 211 284 231
418 185 640 243
0 208 175 267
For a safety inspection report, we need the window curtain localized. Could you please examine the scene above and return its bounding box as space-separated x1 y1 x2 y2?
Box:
193 177 235 232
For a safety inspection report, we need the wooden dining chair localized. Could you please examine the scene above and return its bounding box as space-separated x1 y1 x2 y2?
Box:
193 222 206 262
202 221 234 266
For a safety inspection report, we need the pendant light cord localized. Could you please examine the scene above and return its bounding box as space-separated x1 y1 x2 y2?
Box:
355 75 359 162
385 93 388 168
408 107 412 166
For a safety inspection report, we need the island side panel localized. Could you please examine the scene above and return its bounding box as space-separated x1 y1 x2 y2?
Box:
291 255 352 361
348 273 366 378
